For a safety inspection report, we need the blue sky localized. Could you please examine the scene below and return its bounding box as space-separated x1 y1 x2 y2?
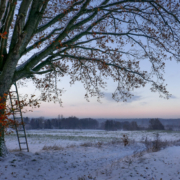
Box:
12 58 180 119
9 0 180 119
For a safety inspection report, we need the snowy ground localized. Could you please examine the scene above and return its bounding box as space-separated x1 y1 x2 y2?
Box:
1 130 180 180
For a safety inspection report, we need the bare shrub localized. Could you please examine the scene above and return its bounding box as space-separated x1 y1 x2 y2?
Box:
152 133 161 151
143 133 173 152
144 136 152 150
151 133 171 152
122 134 129 146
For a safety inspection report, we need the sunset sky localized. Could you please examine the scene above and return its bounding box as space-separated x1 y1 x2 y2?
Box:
6 1 180 120
12 58 180 119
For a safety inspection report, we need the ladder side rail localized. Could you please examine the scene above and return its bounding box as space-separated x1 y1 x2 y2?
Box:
8 91 22 151
14 83 29 152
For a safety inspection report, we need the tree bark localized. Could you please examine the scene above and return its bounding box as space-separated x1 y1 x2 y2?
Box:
0 71 13 157
0 122 8 157
0 94 9 157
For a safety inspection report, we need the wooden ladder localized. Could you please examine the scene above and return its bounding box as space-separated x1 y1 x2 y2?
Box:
9 83 29 152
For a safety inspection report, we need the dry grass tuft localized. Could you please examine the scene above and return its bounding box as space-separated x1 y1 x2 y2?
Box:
42 145 64 151
80 142 93 147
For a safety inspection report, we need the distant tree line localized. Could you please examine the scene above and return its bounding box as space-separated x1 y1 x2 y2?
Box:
24 117 99 130
148 118 164 130
23 117 167 131
103 118 165 131
103 120 139 131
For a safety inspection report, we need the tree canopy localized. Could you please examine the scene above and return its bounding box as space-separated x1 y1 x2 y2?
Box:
1 0 180 157
1 0 180 104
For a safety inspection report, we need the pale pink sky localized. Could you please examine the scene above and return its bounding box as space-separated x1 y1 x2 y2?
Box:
14 60 180 119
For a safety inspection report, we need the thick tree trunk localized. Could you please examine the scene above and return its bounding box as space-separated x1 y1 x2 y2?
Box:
0 53 20 157
0 95 9 157
0 80 12 157
0 122 8 157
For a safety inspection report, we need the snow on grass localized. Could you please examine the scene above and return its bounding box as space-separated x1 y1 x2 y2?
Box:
1 130 180 180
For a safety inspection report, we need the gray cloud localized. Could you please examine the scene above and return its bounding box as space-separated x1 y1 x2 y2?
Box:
170 95 177 99
70 104 76 107
103 92 142 103
125 95 142 103
140 102 148 106
103 92 114 102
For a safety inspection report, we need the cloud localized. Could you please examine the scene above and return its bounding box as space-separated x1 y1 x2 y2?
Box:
103 92 114 102
70 104 76 107
169 95 177 99
125 95 142 103
103 92 142 103
140 102 148 105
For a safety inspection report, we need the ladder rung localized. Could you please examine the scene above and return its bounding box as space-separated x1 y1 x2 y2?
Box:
20 148 28 150
18 130 25 131
20 142 26 144
19 136 25 138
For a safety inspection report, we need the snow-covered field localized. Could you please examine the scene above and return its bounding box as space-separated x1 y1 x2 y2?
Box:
1 130 180 180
